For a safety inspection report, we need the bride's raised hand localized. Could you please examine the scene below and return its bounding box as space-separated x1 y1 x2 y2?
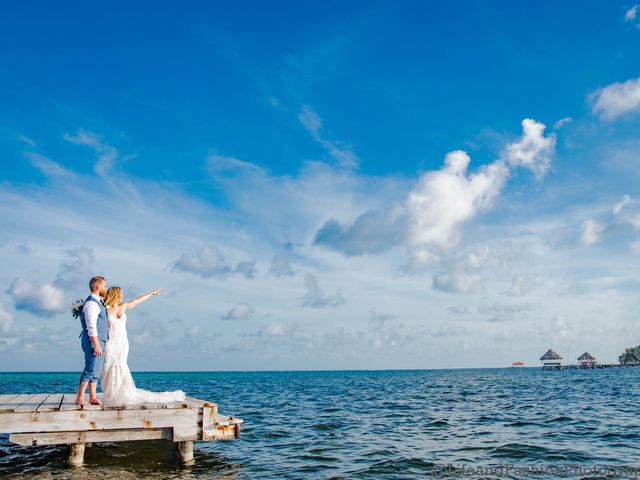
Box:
151 289 160 296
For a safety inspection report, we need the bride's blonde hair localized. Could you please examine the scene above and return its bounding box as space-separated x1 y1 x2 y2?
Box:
104 286 123 308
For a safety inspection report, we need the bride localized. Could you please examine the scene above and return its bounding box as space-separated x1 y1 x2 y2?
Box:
101 286 185 405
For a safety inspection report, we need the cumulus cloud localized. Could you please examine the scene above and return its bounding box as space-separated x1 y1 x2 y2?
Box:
431 244 500 294
0 303 13 333
314 119 555 265
302 273 345 308
299 105 358 169
55 245 95 288
269 252 296 276
172 245 232 278
63 129 119 176
234 260 257 279
7 278 65 316
502 118 556 180
590 77 640 120
264 321 292 337
581 219 606 246
408 151 509 264
221 303 255 320
432 271 483 294
314 205 406 256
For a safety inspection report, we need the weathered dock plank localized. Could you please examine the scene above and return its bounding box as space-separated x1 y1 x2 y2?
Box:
14 393 50 412
0 394 37 412
0 393 242 467
36 394 64 412
59 393 82 411
10 427 174 446
0 406 200 433
0 394 21 405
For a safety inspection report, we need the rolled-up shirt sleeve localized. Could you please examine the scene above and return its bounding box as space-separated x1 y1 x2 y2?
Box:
83 301 100 337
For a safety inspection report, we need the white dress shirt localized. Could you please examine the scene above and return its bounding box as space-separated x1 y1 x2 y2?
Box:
82 293 101 338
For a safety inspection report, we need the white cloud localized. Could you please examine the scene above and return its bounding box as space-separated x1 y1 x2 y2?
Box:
63 129 119 176
234 260 257 279
590 77 640 120
299 105 358 169
432 271 483 294
631 241 640 254
502 118 556 180
172 245 232 278
431 243 504 294
625 5 638 22
264 321 292 337
553 117 573 130
613 194 640 229
207 153 266 178
302 273 345 308
25 152 75 179
581 219 606 245
55 245 95 288
407 150 509 264
314 205 406 256
221 303 255 320
0 303 13 333
7 278 65 317
315 119 555 265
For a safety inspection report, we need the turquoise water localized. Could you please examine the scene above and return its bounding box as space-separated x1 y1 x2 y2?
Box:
1 368 640 479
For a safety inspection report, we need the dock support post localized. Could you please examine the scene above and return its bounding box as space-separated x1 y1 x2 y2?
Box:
175 441 194 465
68 443 85 467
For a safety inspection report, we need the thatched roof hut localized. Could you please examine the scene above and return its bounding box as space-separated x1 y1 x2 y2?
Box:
577 352 596 365
540 349 562 361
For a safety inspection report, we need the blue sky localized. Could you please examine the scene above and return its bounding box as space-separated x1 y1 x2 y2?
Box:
1 1 640 371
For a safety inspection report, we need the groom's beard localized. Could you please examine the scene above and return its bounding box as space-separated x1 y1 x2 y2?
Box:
99 287 107 298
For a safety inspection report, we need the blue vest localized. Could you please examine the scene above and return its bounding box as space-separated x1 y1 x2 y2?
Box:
80 295 109 342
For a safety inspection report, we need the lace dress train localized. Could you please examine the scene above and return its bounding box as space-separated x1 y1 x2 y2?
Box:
102 312 185 405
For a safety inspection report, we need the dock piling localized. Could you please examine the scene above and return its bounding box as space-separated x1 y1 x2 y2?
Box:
68 443 85 467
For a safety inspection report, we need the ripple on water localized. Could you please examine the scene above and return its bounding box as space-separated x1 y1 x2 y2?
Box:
3 369 640 478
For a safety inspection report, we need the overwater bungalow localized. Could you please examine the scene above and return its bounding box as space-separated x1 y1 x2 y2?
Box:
540 349 562 368
577 352 597 367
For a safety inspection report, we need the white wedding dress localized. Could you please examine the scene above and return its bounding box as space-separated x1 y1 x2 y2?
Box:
102 311 185 405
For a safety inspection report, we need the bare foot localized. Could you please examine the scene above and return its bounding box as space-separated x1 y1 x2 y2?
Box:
75 398 89 406
89 398 103 405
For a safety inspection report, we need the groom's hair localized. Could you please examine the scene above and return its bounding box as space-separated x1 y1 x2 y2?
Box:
89 276 105 292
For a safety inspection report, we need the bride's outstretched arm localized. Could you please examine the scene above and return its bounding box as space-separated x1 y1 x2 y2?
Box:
123 289 160 312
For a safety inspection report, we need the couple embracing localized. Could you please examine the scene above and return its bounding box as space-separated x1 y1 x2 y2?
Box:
75 276 185 406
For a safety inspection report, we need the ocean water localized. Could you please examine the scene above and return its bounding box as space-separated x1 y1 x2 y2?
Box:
1 368 640 479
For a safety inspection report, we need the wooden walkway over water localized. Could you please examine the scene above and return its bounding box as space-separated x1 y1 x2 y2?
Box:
0 393 242 466
542 363 640 370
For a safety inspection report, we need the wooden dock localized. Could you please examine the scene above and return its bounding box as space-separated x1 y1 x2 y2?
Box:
542 363 640 370
0 393 242 466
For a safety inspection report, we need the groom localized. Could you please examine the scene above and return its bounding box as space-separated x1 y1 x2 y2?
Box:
75 275 109 406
